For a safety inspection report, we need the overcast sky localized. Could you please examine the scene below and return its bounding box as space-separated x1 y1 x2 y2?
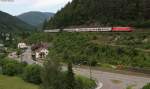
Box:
0 0 72 16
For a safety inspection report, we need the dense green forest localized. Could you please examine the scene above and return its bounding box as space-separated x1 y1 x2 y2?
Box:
27 32 150 69
45 0 150 29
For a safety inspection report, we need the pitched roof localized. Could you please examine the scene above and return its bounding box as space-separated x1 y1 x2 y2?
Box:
31 42 48 51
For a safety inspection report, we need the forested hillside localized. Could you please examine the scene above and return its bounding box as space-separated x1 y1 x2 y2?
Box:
27 32 150 69
45 0 150 29
17 11 54 27
0 11 34 32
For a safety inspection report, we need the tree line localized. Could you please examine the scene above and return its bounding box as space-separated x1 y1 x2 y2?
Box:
44 0 150 29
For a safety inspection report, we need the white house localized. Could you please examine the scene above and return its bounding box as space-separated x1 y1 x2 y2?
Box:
35 48 49 59
0 44 4 47
18 43 27 49
31 43 49 59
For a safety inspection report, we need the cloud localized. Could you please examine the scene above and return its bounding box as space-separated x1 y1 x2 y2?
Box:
0 0 71 7
0 0 33 6
0 0 72 15
34 0 71 8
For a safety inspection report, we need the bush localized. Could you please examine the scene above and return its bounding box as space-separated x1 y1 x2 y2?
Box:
2 59 25 76
41 60 96 89
0 58 9 67
41 60 66 89
76 75 96 89
22 64 42 84
142 83 150 89
0 66 2 74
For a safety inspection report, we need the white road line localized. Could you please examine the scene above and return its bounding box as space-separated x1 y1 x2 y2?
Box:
95 82 103 89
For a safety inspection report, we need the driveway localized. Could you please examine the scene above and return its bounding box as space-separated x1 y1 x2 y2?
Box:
21 46 36 64
8 46 36 64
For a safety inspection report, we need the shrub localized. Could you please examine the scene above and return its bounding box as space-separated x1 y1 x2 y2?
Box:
0 66 2 74
16 49 22 56
126 86 132 89
142 83 150 89
0 58 9 67
2 60 24 76
76 75 96 89
41 60 66 89
22 64 42 84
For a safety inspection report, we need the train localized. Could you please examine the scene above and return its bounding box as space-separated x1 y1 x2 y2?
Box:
44 27 133 33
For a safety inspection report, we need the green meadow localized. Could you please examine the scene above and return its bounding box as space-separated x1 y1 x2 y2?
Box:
0 75 39 89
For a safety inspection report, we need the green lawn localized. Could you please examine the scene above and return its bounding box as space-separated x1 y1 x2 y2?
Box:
0 75 39 89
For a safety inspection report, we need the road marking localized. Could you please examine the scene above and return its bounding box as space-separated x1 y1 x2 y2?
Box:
95 82 103 89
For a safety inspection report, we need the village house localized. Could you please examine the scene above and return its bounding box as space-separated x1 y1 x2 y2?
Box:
31 43 49 60
18 43 27 49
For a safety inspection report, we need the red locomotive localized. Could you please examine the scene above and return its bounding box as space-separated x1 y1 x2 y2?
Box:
112 27 133 32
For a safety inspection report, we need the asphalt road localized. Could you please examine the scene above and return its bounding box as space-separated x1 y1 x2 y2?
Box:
73 67 150 89
21 46 36 64
8 46 36 64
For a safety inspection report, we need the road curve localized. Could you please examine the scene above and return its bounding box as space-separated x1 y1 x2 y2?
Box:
95 82 103 89
73 67 150 89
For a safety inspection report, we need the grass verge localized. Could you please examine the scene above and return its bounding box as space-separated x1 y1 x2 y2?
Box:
0 75 39 89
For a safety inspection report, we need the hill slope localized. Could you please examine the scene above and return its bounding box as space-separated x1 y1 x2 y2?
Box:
17 11 54 27
46 0 150 28
0 11 34 32
28 31 150 69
